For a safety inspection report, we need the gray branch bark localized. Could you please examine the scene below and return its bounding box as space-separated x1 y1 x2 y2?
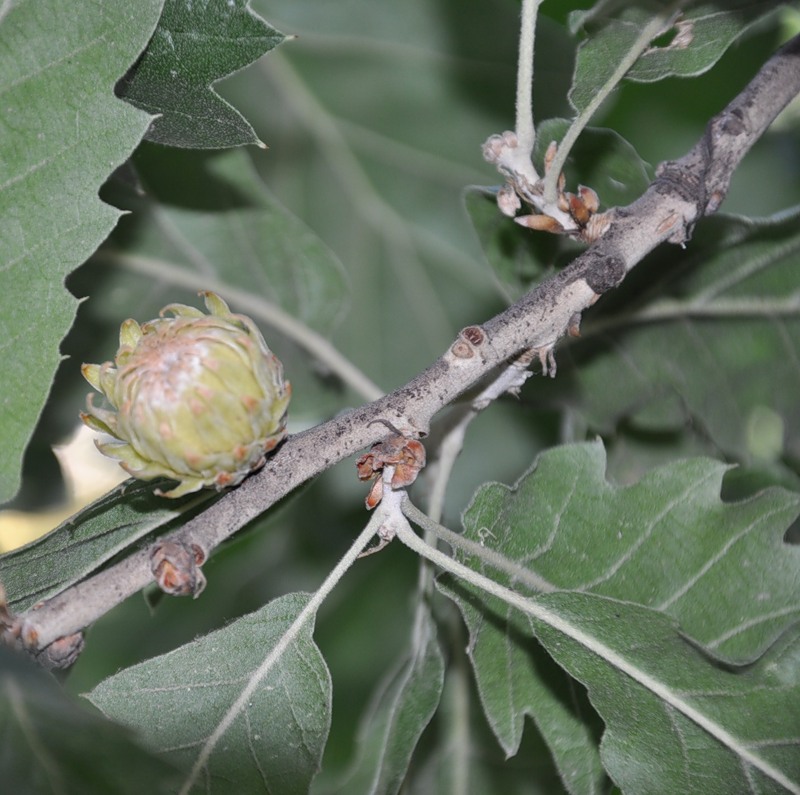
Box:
12 33 800 657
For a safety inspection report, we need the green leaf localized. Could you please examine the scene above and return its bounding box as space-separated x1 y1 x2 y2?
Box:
466 123 650 301
117 0 285 148
533 120 652 208
568 6 658 115
541 208 800 463
443 582 607 795
0 0 164 504
466 442 800 659
337 612 444 795
464 186 568 304
0 480 216 613
439 442 800 793
0 647 178 794
88 592 331 794
532 594 800 795
569 1 785 86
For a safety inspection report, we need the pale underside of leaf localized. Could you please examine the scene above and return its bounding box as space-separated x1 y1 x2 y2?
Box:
444 570 800 795
531 594 800 795
88 593 331 795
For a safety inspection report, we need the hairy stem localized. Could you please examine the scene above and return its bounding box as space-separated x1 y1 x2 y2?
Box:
516 0 544 155
412 354 539 626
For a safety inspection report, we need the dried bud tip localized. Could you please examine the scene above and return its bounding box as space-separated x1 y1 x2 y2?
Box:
581 211 613 244
544 140 558 172
497 184 522 217
515 214 565 234
568 193 591 226
365 478 384 510
578 185 600 213
536 347 558 378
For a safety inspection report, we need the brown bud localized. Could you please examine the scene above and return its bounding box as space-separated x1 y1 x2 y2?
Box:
37 632 85 670
515 214 565 234
356 436 426 508
578 185 600 213
365 478 384 510
151 541 207 598
389 440 426 488
568 193 591 226
581 211 613 244
356 451 378 481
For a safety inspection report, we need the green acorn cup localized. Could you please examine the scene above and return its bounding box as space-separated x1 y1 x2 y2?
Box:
80 292 291 498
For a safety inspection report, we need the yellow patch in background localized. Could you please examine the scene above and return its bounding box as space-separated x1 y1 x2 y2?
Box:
0 425 125 552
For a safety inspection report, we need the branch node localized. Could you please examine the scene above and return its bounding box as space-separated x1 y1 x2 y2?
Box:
35 632 85 670
583 256 626 295
357 522 396 557
150 540 208 599
356 437 426 509
450 325 488 361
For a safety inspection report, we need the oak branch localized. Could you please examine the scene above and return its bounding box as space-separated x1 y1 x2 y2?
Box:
9 33 800 661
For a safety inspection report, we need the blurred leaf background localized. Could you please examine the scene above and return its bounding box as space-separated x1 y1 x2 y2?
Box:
2 0 800 790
